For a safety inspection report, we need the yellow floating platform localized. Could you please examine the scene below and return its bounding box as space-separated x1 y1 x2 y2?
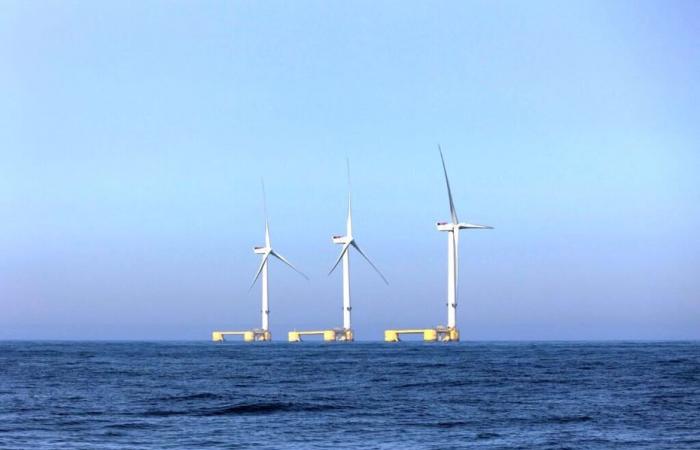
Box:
384 327 459 342
211 330 271 342
288 328 353 342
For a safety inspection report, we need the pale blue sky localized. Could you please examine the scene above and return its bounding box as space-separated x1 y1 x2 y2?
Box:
1 1 698 340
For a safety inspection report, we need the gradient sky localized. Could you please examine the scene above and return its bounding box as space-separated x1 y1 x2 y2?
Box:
1 1 699 340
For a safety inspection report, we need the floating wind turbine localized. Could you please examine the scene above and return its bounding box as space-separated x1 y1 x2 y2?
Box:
328 161 388 339
250 181 308 335
436 146 492 338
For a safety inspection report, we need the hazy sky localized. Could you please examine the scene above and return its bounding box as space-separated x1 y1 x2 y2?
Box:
1 1 698 340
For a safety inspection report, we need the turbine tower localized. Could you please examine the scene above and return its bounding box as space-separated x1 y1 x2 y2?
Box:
328 161 388 341
250 181 308 340
436 146 492 341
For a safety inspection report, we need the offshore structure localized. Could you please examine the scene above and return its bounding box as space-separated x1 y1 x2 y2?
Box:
384 147 492 342
213 149 491 343
289 161 388 342
212 182 307 342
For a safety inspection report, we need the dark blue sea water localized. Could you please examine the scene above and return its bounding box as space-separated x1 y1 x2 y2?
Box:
1 342 699 449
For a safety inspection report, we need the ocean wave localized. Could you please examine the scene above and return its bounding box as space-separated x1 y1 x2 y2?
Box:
142 401 344 417
153 392 222 402
200 402 344 416
546 415 593 424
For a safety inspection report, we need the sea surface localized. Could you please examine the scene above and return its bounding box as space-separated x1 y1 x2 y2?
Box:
1 341 699 449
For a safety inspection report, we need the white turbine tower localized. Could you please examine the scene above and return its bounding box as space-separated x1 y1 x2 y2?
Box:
328 161 388 341
436 146 492 341
250 181 308 340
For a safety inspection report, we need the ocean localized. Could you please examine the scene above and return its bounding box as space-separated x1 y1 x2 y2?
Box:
1 341 698 449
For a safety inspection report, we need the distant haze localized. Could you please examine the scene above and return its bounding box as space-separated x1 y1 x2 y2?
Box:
1 1 698 340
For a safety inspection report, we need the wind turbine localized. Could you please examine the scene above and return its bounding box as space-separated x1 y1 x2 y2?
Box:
250 181 308 339
328 161 388 341
436 146 492 340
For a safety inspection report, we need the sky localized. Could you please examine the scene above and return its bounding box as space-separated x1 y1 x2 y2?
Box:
1 1 699 340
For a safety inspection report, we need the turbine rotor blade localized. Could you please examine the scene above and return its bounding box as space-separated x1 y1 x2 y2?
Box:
249 253 269 290
438 145 459 224
328 243 351 275
462 223 494 229
270 250 309 280
346 158 353 237
350 241 389 285
261 179 271 247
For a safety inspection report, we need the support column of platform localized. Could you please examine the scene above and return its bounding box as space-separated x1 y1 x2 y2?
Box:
436 326 459 342
339 328 353 342
445 328 459 342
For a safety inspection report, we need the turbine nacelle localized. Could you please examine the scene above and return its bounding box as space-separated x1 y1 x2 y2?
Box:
332 235 351 245
253 246 270 255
